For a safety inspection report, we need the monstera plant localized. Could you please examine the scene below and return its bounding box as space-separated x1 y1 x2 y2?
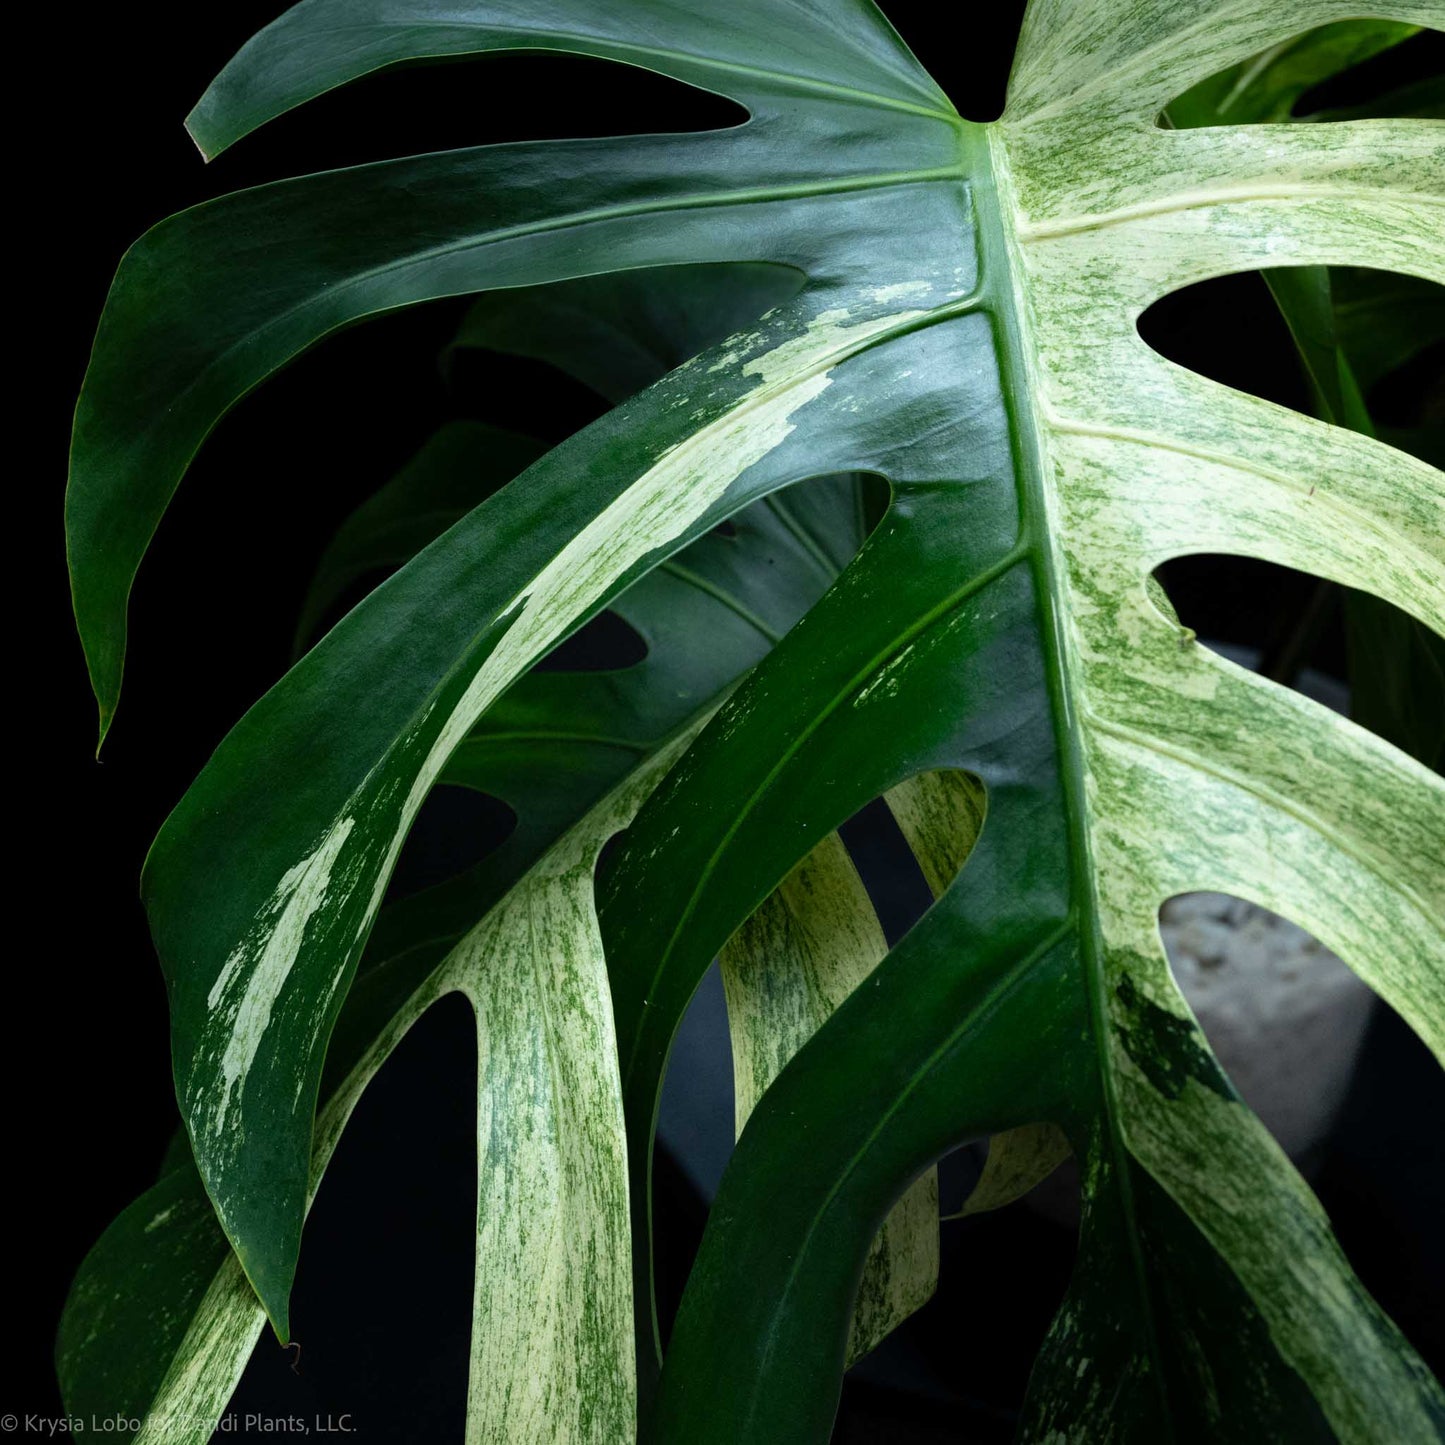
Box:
61 1 1443 1441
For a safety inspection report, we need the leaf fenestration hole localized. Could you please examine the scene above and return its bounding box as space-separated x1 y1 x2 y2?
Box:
654 772 995 1387
1157 892 1445 1352
533 609 649 673
206 50 747 184
1149 556 1348 702
880 1135 1076 1421
660 769 984 1207
837 793 937 946
803 757 1057 1411
1138 270 1311 411
384 787 519 904
1160 892 1375 1168
1155 22 1440 129
1149 557 1444 770
230 994 477 1438
1138 266 1443 435
884 2 1026 122
1140 262 1443 769
1291 29 1443 119
656 962 738 1215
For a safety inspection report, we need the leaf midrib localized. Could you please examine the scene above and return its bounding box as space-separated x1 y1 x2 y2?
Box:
619 532 1027 1090
984 124 1179 1437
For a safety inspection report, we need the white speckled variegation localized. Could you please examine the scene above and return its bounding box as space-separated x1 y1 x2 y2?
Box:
131 733 703 1444
720 829 939 1363
103 3 1444 1439
449 738 691 1445
994 2 1443 1438
219 306 918 1074
179 290 943 1286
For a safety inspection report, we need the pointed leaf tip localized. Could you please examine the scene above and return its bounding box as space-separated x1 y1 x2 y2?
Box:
90 667 116 758
184 109 218 163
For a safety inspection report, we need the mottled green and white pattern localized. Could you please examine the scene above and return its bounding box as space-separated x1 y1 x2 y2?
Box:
885 770 1073 1217
448 745 687 1444
720 830 938 1362
996 1 1443 1437
74 734 703 1444
62 0 1444 1440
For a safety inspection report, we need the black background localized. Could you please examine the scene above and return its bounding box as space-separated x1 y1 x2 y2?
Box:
16 4 1443 1440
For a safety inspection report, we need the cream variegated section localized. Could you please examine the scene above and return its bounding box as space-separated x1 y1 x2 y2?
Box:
456 880 630 1443
196 815 358 1152
1006 0 1445 131
100 2 1445 1437
1010 121 1442 237
1114 1064 1442 1444
450 782 648 1443
131 1256 262 1445
1092 889 1440 1443
1093 698 1444 1059
433 730 699 1443
129 733 705 1445
1053 421 1443 640
187 291 938 1239
385 296 933 857
882 769 986 897
953 1124 1072 1220
720 830 938 1364
995 0 1444 1433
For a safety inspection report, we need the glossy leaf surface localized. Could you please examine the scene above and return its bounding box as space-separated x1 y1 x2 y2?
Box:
65 2 1444 1441
1170 20 1445 773
60 264 870 1442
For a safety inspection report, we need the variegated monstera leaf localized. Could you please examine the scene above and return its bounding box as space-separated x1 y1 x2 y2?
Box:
63 1 1443 1442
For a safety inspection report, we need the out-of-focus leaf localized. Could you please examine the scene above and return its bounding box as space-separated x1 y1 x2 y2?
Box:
720 831 938 1365
294 423 547 651
447 264 806 406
